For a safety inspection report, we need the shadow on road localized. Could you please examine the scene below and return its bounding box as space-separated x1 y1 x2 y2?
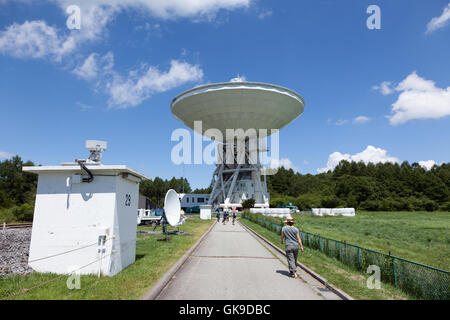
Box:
276 270 292 278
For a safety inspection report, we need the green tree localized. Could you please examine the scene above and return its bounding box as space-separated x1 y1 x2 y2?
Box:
241 199 255 209
0 156 37 209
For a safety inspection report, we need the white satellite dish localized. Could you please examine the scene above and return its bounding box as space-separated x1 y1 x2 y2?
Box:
164 189 181 227
137 189 189 241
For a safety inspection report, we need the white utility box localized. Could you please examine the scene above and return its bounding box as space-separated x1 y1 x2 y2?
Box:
23 164 148 276
199 205 212 220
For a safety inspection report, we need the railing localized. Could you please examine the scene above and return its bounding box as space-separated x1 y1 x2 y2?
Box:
242 212 449 300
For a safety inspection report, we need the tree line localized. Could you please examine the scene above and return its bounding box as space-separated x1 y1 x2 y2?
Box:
1 156 449 222
267 161 450 212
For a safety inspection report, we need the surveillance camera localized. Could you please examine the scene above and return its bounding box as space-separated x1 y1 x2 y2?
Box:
86 140 107 152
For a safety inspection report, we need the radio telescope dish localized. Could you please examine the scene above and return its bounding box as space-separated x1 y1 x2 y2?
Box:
170 81 305 210
164 189 181 227
171 82 305 139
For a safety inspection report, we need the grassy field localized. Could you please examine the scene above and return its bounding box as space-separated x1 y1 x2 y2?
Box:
0 215 213 300
291 211 450 270
239 218 413 300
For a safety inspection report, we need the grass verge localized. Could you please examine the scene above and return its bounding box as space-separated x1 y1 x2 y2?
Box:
240 218 414 300
0 215 213 300
291 211 450 270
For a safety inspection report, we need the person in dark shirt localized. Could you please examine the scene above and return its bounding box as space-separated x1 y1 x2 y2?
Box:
232 207 237 225
281 216 304 278
222 211 228 225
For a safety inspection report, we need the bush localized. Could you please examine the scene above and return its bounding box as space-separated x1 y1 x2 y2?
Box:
359 199 380 211
440 202 450 212
241 199 255 209
294 194 322 210
0 207 15 223
11 203 34 222
320 195 341 208
270 198 285 208
423 200 439 212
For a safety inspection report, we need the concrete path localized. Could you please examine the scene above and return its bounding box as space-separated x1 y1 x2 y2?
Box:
157 220 342 300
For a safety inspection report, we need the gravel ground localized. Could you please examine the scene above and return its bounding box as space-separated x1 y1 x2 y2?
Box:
0 229 34 278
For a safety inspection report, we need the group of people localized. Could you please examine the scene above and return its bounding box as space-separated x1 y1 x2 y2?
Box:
215 208 304 279
216 209 237 225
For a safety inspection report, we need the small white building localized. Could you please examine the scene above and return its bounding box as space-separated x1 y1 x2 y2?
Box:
23 142 148 277
179 193 210 209
199 205 212 220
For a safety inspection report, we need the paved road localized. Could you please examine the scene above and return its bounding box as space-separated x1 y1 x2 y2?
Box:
157 220 342 300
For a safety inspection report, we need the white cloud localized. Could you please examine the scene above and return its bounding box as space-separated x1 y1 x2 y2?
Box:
72 53 100 80
0 20 75 61
372 81 394 95
0 0 252 60
335 119 348 126
52 0 251 39
230 75 246 82
106 59 203 108
353 116 370 124
72 52 113 80
418 160 437 171
388 72 450 125
0 1 250 107
317 145 400 173
76 102 95 111
270 158 300 172
72 52 204 108
258 10 272 19
0 151 13 159
426 3 450 34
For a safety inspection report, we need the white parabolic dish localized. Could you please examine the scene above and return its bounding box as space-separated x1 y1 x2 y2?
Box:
164 189 181 227
171 82 305 139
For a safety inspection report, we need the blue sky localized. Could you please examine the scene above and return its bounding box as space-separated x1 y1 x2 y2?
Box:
0 0 449 189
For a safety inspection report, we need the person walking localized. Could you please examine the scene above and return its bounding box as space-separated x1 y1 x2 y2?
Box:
222 211 228 225
281 216 304 278
232 207 237 225
216 211 221 223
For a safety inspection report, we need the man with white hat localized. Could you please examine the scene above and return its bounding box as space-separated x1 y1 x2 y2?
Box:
281 215 304 278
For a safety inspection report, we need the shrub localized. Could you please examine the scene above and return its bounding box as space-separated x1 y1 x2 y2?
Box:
270 198 285 208
0 207 15 223
294 194 322 210
11 203 34 222
359 199 380 211
241 199 255 209
423 200 439 212
440 202 450 212
320 195 341 208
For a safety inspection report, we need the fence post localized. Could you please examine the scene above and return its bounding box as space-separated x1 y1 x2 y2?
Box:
318 235 322 251
357 246 361 269
336 240 338 256
392 259 397 288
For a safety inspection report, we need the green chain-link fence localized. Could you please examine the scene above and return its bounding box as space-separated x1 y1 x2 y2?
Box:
242 212 449 300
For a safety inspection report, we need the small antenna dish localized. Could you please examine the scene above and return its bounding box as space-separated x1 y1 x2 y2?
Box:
137 189 191 241
164 189 181 227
